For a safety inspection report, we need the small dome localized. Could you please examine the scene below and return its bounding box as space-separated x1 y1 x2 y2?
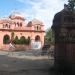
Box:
27 21 32 27
32 19 43 25
9 12 25 20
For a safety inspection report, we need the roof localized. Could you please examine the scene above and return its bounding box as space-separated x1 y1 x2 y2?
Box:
27 19 43 27
0 19 12 24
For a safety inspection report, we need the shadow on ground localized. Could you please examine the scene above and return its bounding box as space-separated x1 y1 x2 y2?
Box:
49 65 75 75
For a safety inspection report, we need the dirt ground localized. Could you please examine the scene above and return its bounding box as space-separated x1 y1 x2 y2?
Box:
0 51 54 75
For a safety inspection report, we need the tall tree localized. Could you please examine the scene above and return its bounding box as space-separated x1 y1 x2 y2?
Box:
45 28 54 44
67 0 75 11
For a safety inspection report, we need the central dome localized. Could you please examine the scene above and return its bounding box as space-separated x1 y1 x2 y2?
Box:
9 12 25 20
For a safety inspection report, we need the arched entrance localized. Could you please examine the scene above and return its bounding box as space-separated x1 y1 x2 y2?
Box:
31 35 41 49
3 35 10 44
20 36 26 44
35 35 40 41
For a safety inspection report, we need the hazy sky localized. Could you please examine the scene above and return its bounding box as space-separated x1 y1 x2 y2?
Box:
0 0 68 30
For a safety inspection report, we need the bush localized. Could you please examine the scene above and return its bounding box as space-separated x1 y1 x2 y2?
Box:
13 36 30 45
13 36 20 44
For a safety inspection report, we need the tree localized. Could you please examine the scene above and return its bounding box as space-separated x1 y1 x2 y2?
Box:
67 0 75 11
45 28 54 45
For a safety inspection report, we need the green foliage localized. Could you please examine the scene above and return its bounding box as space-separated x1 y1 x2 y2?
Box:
13 36 30 45
13 36 20 44
20 36 26 44
26 37 31 45
45 28 54 44
67 0 75 11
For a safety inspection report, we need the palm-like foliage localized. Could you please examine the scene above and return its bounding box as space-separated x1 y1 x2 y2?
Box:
68 0 75 11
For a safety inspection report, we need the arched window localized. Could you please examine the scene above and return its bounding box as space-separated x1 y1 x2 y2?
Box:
27 36 31 44
17 22 19 27
37 26 39 30
35 26 37 30
20 36 25 39
35 35 40 41
3 24 5 28
15 36 18 39
35 25 41 31
9 25 10 28
5 24 9 28
39 26 41 30
28 36 30 40
14 22 16 26
3 35 10 44
20 23 22 27
6 24 8 27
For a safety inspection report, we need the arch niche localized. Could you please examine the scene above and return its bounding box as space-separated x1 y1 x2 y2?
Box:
35 35 40 41
3 35 10 44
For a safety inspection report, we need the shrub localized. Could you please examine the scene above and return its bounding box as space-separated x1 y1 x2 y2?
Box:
13 36 30 45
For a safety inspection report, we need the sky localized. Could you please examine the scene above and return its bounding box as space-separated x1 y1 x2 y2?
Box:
0 0 68 30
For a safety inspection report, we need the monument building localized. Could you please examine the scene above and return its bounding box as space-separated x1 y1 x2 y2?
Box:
0 12 45 50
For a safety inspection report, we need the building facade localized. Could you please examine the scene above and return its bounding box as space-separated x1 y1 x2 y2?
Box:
0 12 45 50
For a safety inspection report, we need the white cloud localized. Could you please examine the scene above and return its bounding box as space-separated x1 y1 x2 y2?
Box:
16 0 68 30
